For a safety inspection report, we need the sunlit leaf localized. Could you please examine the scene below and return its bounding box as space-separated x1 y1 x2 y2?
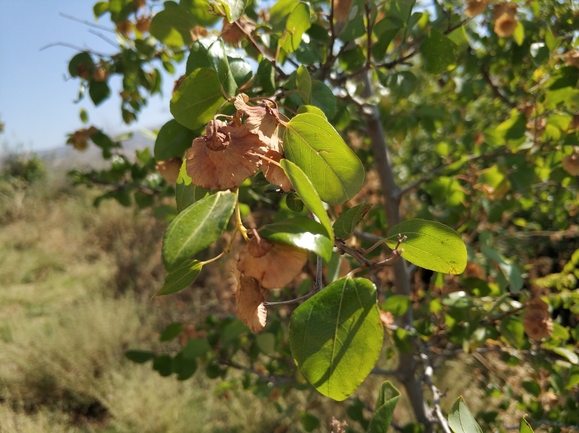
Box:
280 2 311 54
260 217 332 262
296 65 311 104
217 0 248 22
283 113 365 206
150 4 196 46
290 277 383 401
420 28 457 74
386 219 467 274
280 159 334 245
156 260 203 296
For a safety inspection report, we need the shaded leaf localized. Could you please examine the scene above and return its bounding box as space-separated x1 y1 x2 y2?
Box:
154 119 197 161
162 192 236 271
183 338 212 358
448 397 484 433
289 277 383 401
333 202 372 239
310 80 337 119
367 381 401 433
156 260 203 296
296 65 312 104
160 322 184 341
170 68 226 131
125 350 154 364
150 4 195 46
420 28 457 74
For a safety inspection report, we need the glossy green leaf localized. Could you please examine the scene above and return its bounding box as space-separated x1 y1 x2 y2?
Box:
333 202 372 239
519 418 534 433
207 39 238 97
125 350 154 364
448 397 484 433
280 159 334 245
170 68 226 131
160 322 184 341
280 2 311 54
386 219 467 274
162 191 236 271
289 277 383 401
156 260 203 296
283 113 365 206
367 381 400 433
217 0 248 22
310 80 337 119
285 192 304 212
296 65 312 104
259 217 332 263
176 161 208 213
154 119 197 161
186 40 212 75
420 28 457 75
150 4 196 47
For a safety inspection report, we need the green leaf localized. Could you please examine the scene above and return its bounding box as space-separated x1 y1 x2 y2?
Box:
285 192 304 212
69 52 94 77
378 71 418 99
207 39 238 97
296 65 312 104
259 217 332 263
162 191 236 271
310 80 337 119
552 347 579 365
183 338 212 358
280 2 311 54
160 322 184 341
180 0 221 26
156 260 203 296
289 277 383 401
170 68 226 131
154 119 197 161
176 160 208 213
186 40 212 75
89 80 111 106
519 418 534 433
150 4 196 47
173 352 198 380
152 354 173 377
367 381 401 433
386 219 467 274
256 333 276 356
333 202 372 239
420 28 457 75
448 397 484 433
300 412 320 432
93 1 108 18
257 59 275 94
217 0 248 22
296 105 326 118
381 295 411 317
280 159 334 245
125 350 154 364
513 20 525 46
283 113 365 206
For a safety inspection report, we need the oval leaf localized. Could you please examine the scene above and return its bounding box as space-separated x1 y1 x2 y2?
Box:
333 202 372 239
367 381 400 433
150 5 195 47
125 350 154 364
154 119 197 161
259 217 332 263
448 397 484 433
170 68 226 131
283 113 365 206
162 191 236 271
386 219 467 274
289 277 383 401
217 0 248 23
156 260 203 296
280 159 334 245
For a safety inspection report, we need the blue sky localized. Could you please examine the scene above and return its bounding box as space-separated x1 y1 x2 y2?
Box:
0 0 181 153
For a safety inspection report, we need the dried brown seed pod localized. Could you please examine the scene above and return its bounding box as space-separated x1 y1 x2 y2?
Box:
237 236 307 289
493 2 517 38
522 297 553 341
261 149 293 192
235 275 267 332
562 50 579 68
186 119 267 190
156 158 182 184
136 16 151 34
221 18 255 47
465 0 488 17
562 153 579 176
234 94 282 151
66 126 98 151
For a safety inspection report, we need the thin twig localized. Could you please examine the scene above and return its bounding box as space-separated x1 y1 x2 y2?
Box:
419 351 452 433
217 359 292 386
480 64 517 108
60 12 116 32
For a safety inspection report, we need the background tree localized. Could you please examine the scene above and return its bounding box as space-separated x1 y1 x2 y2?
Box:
65 0 579 431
